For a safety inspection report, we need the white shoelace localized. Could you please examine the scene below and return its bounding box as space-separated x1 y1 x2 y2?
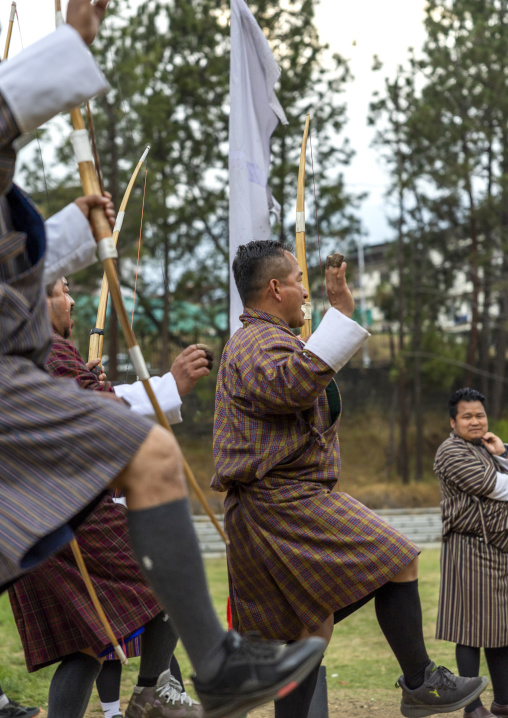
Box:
156 676 200 708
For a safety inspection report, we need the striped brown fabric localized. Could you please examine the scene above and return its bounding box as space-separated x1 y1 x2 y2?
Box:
436 532 508 647
434 433 508 646
213 309 419 641
0 94 152 589
9 496 162 671
434 433 508 549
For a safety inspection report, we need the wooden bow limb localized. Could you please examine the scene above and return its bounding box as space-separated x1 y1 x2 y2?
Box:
70 538 127 664
3 2 16 61
296 114 312 341
88 144 150 362
69 107 229 546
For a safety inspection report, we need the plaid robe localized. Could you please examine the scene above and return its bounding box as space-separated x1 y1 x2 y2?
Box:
434 432 508 547
8 334 161 669
435 433 508 645
0 84 151 589
212 308 418 641
46 329 114 392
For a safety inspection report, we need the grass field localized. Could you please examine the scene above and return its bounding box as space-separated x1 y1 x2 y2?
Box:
0 548 494 717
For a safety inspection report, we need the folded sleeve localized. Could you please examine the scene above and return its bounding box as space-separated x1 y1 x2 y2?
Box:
114 373 183 424
487 473 508 502
0 25 109 134
43 203 97 283
304 307 370 372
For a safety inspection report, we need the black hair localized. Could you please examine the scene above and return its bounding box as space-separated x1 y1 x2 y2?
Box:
45 280 59 297
232 240 294 306
449 388 486 419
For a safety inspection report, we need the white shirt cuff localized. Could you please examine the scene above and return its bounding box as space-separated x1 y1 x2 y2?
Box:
0 25 109 134
304 307 370 372
43 203 97 284
114 373 183 424
487 472 508 502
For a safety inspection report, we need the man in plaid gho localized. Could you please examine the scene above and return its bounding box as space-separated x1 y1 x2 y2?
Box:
212 240 488 718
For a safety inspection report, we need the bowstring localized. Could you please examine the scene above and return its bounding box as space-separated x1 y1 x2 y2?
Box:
130 166 148 328
308 124 326 314
101 13 152 381
102 16 184 364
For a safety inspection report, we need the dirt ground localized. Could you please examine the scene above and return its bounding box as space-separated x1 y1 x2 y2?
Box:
38 684 495 717
248 687 496 718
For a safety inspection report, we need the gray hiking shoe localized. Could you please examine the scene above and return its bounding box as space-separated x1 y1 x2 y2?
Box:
125 670 202 717
397 662 488 718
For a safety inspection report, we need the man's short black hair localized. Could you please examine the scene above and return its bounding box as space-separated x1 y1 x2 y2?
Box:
232 240 294 306
45 280 59 297
449 388 486 419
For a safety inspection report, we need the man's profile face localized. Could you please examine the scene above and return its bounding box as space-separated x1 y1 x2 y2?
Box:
47 277 75 339
451 400 488 444
277 252 309 328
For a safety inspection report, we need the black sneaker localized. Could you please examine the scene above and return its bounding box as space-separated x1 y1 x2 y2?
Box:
192 631 325 718
0 701 40 718
397 661 488 717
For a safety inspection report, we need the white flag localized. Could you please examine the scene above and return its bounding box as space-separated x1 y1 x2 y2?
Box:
229 0 288 334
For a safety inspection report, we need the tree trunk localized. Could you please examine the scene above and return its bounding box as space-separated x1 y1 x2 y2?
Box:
491 126 508 416
386 330 397 480
462 138 480 386
161 234 170 374
396 157 409 484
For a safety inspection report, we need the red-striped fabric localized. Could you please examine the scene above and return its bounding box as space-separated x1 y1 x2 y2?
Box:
7 332 162 669
46 330 114 392
9 496 162 671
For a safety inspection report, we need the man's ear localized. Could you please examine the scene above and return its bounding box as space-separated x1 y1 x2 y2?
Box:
450 417 455 430
268 278 282 303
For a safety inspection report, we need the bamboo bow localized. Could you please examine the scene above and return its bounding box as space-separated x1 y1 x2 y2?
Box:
88 145 150 362
295 114 312 340
3 2 16 61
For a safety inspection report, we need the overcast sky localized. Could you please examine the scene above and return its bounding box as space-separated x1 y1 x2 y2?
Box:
3 0 427 245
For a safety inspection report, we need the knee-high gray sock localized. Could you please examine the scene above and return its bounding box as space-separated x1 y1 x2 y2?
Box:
138 612 179 686
128 498 226 682
48 652 102 718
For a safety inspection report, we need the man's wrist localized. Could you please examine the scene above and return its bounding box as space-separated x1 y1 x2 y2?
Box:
499 447 508 458
330 304 353 319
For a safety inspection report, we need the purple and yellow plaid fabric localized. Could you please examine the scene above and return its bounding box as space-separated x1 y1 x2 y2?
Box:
213 308 418 640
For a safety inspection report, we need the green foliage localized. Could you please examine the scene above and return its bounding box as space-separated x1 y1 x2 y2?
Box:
20 0 359 375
